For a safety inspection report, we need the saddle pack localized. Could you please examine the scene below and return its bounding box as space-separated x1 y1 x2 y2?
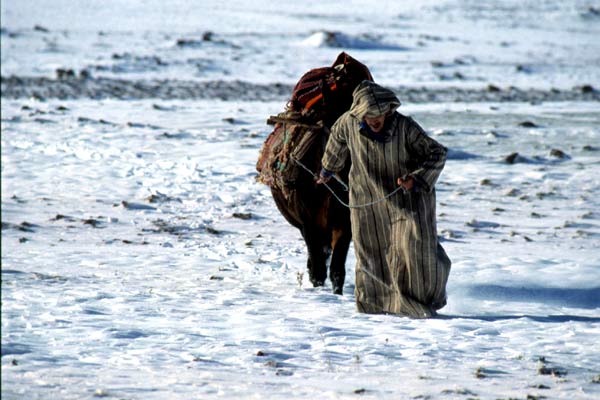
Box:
256 52 372 197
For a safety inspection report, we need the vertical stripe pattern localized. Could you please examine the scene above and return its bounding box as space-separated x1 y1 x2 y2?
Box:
321 82 451 318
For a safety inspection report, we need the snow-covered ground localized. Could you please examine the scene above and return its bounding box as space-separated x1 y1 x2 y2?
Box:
2 1 599 399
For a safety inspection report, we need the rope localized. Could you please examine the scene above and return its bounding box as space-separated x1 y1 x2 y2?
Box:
291 157 406 209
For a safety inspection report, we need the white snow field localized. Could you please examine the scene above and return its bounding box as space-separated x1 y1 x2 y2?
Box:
2 1 599 399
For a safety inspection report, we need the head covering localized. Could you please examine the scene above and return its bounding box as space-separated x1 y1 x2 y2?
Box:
349 80 401 120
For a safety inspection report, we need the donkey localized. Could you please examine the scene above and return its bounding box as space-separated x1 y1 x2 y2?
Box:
257 53 372 294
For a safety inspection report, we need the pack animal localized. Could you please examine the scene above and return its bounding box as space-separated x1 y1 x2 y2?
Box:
256 53 373 294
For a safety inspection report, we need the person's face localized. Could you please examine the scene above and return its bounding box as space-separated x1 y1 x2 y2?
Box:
364 114 386 133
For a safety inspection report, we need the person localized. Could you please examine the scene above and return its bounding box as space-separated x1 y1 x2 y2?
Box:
317 80 451 318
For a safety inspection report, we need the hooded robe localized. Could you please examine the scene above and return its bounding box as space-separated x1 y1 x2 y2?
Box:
321 81 451 318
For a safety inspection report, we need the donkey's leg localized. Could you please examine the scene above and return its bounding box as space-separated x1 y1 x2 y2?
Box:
329 227 351 295
302 225 328 287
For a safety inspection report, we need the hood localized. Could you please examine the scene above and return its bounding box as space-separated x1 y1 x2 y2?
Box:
349 80 401 120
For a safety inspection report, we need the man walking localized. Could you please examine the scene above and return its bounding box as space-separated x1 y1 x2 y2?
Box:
317 80 451 318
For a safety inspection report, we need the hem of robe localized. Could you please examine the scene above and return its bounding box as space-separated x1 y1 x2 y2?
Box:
355 295 437 319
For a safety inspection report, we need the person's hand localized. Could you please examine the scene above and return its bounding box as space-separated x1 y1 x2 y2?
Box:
316 174 331 185
317 168 333 185
397 175 414 191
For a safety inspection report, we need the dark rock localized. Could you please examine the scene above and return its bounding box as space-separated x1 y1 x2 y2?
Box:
50 214 77 222
82 218 102 228
33 25 49 32
79 69 91 79
146 193 181 203
56 68 75 80
206 226 221 235
530 384 551 389
474 367 486 379
3 222 39 233
584 6 600 18
505 188 521 197
233 212 253 220
549 148 568 159
538 365 567 377
504 152 520 164
487 84 501 92
519 121 538 128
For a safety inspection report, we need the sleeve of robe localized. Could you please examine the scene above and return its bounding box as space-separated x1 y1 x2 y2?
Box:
406 117 447 192
321 115 351 173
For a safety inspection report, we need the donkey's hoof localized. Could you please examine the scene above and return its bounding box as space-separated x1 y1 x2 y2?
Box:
311 279 325 287
333 286 343 295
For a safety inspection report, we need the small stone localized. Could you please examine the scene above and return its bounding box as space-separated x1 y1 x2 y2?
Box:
34 24 50 32
233 212 252 220
56 68 76 80
526 395 545 400
205 226 221 235
530 384 551 389
519 121 538 128
538 365 567 377
82 218 101 228
79 69 91 79
505 188 521 197
549 148 568 158
504 152 520 164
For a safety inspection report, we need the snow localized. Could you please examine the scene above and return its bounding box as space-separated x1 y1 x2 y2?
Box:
2 1 600 399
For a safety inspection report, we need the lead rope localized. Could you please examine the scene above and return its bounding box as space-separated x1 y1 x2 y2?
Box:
291 157 406 209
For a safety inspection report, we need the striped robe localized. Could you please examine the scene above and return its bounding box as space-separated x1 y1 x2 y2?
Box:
321 81 451 318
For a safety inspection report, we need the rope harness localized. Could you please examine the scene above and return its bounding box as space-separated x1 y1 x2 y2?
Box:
291 157 406 209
